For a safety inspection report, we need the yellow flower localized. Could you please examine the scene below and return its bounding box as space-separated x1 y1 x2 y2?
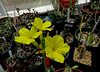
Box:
31 17 52 31
45 35 70 63
15 26 42 45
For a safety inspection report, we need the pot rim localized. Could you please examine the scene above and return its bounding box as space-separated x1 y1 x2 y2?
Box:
81 4 100 14
55 68 83 72
0 38 13 55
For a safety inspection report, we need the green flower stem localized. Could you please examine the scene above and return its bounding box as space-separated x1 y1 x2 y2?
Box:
43 53 48 72
41 36 48 72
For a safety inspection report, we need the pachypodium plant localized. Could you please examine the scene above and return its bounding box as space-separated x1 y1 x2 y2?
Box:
15 17 70 72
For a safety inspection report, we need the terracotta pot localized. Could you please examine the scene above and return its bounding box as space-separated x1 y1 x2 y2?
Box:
58 0 75 8
81 4 100 14
55 68 82 72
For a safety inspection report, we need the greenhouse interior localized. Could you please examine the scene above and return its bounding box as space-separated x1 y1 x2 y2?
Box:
0 0 100 72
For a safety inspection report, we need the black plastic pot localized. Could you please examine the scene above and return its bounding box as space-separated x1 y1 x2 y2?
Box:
69 28 100 72
52 21 65 35
86 46 100 71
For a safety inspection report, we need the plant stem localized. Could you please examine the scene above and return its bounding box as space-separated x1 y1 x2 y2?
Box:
90 16 100 35
41 37 48 72
43 53 48 72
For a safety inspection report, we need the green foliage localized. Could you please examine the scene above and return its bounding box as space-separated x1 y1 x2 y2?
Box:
71 65 79 69
47 10 65 23
89 35 93 44
0 17 13 37
6 57 13 62
47 65 55 72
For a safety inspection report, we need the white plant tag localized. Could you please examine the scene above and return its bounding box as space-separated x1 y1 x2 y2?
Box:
0 64 4 72
9 50 13 57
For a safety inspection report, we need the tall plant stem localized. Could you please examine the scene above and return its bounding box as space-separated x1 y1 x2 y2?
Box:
43 53 48 72
41 36 48 72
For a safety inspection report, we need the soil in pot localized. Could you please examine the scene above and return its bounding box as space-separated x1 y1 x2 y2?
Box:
73 48 92 66
15 43 37 59
17 13 38 30
23 55 43 71
11 62 26 72
0 17 15 37
0 38 12 55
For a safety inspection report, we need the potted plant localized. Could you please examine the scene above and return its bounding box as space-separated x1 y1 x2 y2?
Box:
55 65 82 72
14 24 42 59
72 16 100 72
4 55 19 69
0 17 16 38
81 1 100 14
17 8 39 30
10 62 26 72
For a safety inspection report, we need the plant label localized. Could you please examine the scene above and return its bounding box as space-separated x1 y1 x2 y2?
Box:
0 64 4 72
65 24 73 27
9 50 13 57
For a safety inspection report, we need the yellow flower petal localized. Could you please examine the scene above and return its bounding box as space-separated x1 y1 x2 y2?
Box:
45 36 54 48
43 28 52 31
55 44 70 55
15 36 24 43
53 35 64 49
31 18 43 30
30 26 38 36
42 21 51 30
53 52 64 63
19 28 31 38
45 47 53 59
32 31 42 38
15 36 35 44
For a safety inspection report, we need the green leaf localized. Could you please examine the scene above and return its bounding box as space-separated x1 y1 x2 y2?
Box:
89 35 93 44
71 65 79 69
